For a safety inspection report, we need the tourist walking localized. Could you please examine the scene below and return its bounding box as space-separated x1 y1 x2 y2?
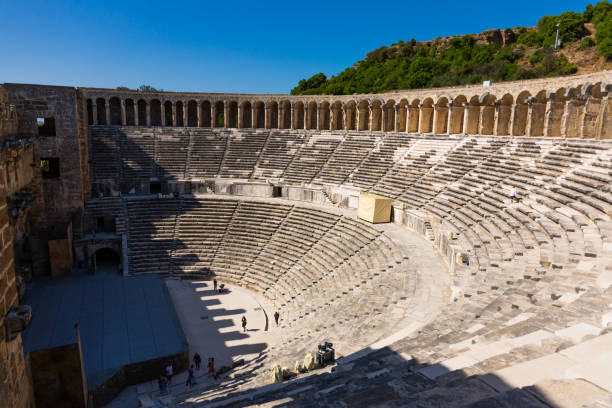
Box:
274 311 280 325
193 352 202 370
186 365 196 388
241 315 247 332
509 186 518 203
208 357 215 378
213 279 218 292
160 374 169 395
165 361 173 383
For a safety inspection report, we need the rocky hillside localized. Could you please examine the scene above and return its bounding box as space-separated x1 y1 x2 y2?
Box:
291 1 612 95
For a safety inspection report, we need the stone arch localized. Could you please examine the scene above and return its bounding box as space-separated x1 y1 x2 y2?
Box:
281 101 291 129
294 102 305 129
398 99 408 132
370 100 382 131
268 101 278 129
200 101 211 127
407 99 420 132
137 99 147 125
480 94 496 135
96 98 107 125
465 95 481 135
331 101 344 130
86 99 94 125
187 100 198 127
512 91 531 136
319 101 330 130
228 101 238 128
95 247 121 274
254 101 265 128
497 94 513 136
214 101 224 127
419 98 434 133
565 87 583 138
109 97 122 125
241 101 252 128
434 97 449 134
164 101 173 126
176 101 184 126
345 101 357 130
358 100 370 131
125 98 135 126
547 88 566 137
450 95 466 134
582 82 604 138
150 99 162 126
383 100 395 131
307 101 317 129
528 90 547 136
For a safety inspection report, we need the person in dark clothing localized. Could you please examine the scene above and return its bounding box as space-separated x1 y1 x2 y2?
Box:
241 315 247 332
213 279 218 292
208 357 215 378
193 352 202 370
274 311 280 325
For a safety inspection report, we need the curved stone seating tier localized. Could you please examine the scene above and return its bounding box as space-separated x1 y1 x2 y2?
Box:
85 127 612 406
251 131 305 181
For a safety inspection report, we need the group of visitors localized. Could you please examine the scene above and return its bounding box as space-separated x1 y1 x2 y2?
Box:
157 353 216 393
157 361 174 395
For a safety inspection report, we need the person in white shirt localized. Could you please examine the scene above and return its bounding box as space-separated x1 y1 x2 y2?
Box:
509 186 518 203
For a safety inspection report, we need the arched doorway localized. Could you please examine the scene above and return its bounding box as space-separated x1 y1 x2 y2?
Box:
94 248 121 274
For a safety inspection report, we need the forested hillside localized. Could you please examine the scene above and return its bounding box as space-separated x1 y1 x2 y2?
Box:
291 1 612 95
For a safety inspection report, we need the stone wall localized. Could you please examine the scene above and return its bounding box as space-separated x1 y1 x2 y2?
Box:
0 87 35 408
0 159 33 408
79 70 611 138
2 84 89 238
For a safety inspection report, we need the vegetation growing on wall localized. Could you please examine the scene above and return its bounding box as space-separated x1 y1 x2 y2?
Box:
291 1 611 95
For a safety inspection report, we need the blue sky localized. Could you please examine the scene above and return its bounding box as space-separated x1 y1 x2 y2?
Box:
0 0 595 94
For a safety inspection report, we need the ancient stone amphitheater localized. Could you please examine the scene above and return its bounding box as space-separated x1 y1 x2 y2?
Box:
1 70 611 408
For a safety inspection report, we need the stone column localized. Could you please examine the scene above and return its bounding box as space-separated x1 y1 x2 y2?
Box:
303 104 309 129
342 104 348 130
462 103 470 134
105 101 111 126
431 104 439 134
278 103 283 129
356 107 361 131
478 104 486 135
525 98 535 137
597 95 610 139
146 101 151 126
183 101 188 127
211 103 218 128
171 102 177 126
237 104 244 128
405 107 412 133
445 102 453 134
394 104 400 132
492 101 501 136
251 104 257 128
264 102 270 129
92 103 98 125
542 97 554 137
135 102 140 126
224 101 230 128
316 103 322 130
368 105 373 131
120 100 127 125
381 105 388 132
418 104 426 133
559 100 572 138
197 102 202 127
290 103 295 130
